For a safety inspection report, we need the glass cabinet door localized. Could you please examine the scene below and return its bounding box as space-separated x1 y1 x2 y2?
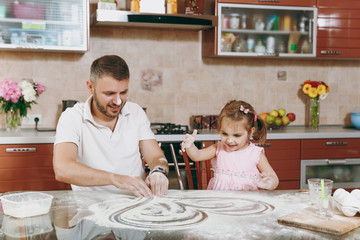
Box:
218 3 317 57
0 0 88 52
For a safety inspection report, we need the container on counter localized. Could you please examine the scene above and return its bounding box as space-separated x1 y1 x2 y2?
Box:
185 0 203 15
255 39 266 54
130 0 140 12
266 35 275 54
222 15 229 29
229 13 240 29
167 0 177 14
247 36 255 52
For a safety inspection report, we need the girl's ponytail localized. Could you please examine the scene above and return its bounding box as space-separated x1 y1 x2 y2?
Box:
252 116 267 144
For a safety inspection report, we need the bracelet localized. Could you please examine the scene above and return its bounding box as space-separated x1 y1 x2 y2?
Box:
158 158 168 163
151 166 168 176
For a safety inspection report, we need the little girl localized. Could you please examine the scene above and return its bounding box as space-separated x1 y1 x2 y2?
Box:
181 100 279 191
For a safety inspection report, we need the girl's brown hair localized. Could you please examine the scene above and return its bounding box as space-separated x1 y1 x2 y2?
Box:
217 100 267 143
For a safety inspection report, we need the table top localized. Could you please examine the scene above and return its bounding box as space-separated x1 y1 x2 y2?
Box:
1 190 359 240
0 125 360 144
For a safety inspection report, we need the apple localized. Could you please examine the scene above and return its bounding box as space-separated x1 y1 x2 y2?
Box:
282 116 290 126
287 113 296 122
269 109 279 118
278 108 286 117
274 117 282 126
258 112 269 122
266 115 275 125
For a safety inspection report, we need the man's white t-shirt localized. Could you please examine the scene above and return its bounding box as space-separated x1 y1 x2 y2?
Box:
54 96 155 193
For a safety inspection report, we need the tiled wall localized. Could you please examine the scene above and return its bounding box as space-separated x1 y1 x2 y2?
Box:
1 27 360 128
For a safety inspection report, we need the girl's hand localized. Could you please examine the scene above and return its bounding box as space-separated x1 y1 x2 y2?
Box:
181 130 197 152
256 172 275 190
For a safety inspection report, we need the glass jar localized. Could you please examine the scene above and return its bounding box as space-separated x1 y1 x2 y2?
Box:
229 13 240 29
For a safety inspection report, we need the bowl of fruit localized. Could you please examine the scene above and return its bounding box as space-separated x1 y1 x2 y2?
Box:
258 108 296 129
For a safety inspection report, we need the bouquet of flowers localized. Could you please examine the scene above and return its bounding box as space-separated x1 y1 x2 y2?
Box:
302 80 329 100
301 80 330 128
0 78 46 129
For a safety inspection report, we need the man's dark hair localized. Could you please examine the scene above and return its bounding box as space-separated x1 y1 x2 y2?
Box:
90 55 130 83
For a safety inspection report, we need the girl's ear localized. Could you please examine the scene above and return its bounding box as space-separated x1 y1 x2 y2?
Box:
250 126 256 136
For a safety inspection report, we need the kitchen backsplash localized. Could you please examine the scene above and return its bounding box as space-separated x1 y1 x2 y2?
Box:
0 27 359 129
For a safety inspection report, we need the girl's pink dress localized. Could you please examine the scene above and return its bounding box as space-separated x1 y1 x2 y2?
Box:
207 141 264 191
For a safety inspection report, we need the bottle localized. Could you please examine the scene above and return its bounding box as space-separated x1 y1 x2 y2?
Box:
247 36 255 52
167 0 177 14
266 36 275 54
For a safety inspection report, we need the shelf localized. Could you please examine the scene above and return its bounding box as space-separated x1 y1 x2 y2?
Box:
222 29 310 36
91 9 218 31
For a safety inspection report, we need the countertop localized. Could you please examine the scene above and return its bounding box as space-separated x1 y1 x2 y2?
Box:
0 190 359 240
0 125 360 144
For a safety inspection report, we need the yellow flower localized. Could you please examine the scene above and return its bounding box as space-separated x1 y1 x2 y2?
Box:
308 87 318 98
302 83 312 94
317 84 326 95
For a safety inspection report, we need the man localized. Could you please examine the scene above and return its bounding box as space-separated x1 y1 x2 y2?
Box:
53 55 169 198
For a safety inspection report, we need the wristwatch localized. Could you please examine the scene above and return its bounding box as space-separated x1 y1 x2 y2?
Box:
150 166 168 176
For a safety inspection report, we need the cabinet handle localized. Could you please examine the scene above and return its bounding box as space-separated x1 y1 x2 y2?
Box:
256 53 279 57
327 159 347 165
309 19 312 43
326 141 348 146
255 143 271 147
6 148 36 153
320 50 342 55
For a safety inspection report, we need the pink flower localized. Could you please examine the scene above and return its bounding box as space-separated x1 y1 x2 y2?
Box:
35 82 46 95
0 78 21 103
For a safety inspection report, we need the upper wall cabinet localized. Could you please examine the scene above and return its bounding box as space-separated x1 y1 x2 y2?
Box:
202 2 317 58
0 0 89 52
317 0 360 58
217 0 316 7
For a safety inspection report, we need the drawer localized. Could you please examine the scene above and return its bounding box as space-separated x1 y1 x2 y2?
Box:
301 139 360 159
0 180 71 192
0 168 56 181
256 140 301 181
0 144 53 156
0 156 53 168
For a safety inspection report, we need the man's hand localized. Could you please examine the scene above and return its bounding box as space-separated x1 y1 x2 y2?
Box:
181 129 197 152
145 172 169 197
111 174 153 198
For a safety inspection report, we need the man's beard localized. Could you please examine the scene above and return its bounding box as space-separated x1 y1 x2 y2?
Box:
93 92 125 118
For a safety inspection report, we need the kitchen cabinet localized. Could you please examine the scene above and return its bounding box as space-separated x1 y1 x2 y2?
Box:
317 0 360 58
217 0 316 7
0 0 89 52
256 139 301 190
202 1 317 57
300 138 360 189
0 144 71 192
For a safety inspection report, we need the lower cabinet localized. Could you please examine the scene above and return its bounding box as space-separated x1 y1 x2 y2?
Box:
0 144 71 192
256 140 301 190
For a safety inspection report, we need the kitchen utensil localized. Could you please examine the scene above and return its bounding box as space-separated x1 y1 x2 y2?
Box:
278 207 360 235
62 100 78 112
0 192 53 218
351 112 360 129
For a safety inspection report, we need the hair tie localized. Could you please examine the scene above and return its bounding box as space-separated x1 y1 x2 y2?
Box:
240 105 249 114
254 112 257 122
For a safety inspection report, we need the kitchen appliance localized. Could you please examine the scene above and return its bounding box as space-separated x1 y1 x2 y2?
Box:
300 158 360 189
62 100 78 112
151 123 191 134
151 122 200 189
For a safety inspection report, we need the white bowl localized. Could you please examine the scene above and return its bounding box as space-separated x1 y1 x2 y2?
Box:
0 192 53 218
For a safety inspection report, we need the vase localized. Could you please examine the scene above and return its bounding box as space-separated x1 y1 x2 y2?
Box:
309 96 320 129
5 108 22 132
